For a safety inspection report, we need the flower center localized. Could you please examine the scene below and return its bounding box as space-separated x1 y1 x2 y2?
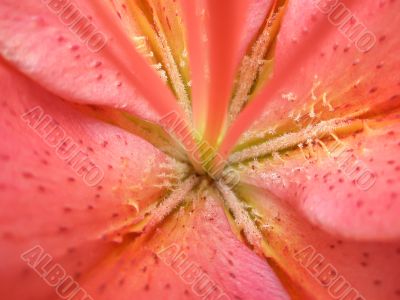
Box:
104 0 398 258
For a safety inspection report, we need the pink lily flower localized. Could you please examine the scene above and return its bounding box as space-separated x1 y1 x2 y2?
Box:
0 0 399 299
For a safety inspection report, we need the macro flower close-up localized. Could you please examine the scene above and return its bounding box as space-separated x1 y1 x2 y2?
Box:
1 0 400 299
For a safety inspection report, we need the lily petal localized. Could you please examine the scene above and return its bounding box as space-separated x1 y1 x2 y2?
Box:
0 0 186 124
0 60 173 299
237 185 400 300
228 0 400 239
240 116 400 240
182 0 251 144
245 0 399 135
220 0 400 158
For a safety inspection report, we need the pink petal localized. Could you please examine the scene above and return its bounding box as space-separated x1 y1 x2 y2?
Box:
239 186 400 299
182 0 251 143
233 0 400 240
0 0 186 125
242 118 400 240
179 0 209 132
0 60 170 299
220 0 400 157
77 194 290 300
246 0 399 133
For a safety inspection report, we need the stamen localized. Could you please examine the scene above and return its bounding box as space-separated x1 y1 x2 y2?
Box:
216 181 263 253
229 0 288 123
116 0 192 120
152 25 191 119
146 0 192 121
230 118 352 163
144 175 199 233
